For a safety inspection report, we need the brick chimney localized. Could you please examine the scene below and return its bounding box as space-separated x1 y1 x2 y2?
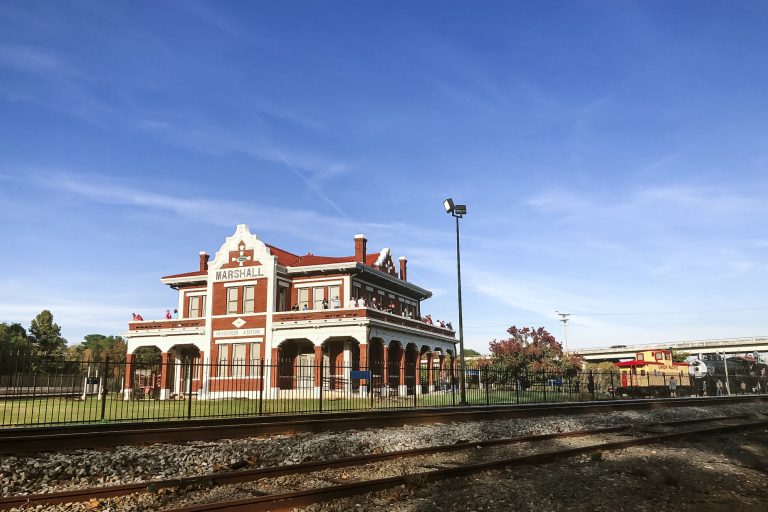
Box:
399 256 407 281
354 234 367 263
199 251 210 271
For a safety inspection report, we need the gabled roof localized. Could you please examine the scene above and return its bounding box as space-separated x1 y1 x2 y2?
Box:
615 360 664 367
265 243 380 268
264 244 302 266
161 270 207 280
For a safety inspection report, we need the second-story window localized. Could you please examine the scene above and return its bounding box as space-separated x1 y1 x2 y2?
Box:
243 285 255 313
297 288 309 310
188 296 200 318
227 287 239 314
313 286 325 309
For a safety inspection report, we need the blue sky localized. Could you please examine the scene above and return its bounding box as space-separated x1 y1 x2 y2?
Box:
1 1 767 351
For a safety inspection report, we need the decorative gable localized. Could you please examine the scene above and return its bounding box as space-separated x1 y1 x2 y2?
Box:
373 248 397 276
208 224 274 271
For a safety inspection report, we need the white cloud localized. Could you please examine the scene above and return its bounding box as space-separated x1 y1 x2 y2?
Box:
0 44 62 73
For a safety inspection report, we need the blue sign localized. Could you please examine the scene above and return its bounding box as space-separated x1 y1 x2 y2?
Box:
350 370 371 380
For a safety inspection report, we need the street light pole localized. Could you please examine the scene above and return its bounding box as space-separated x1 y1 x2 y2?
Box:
444 198 468 405
556 311 570 352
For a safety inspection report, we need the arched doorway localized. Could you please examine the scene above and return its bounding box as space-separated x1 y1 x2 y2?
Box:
128 346 162 399
277 339 315 390
405 343 418 395
322 337 361 391
387 341 403 392
368 338 385 392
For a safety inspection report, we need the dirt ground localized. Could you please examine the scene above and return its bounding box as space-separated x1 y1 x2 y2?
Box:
305 427 768 512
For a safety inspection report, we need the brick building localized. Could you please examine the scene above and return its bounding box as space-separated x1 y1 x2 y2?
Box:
123 224 456 399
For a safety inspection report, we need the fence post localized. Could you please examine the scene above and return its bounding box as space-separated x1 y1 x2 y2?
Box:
186 358 194 420
413 362 417 409
451 361 456 407
484 366 490 405
100 356 109 421
515 369 520 404
610 371 615 399
259 358 265 416
318 358 324 413
542 370 546 403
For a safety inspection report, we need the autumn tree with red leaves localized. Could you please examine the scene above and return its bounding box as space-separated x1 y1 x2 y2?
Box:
488 326 582 374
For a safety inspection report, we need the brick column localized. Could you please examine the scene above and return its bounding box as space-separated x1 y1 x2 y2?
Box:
414 352 421 392
195 350 205 393
427 352 434 391
123 353 134 400
382 346 389 389
438 354 445 390
314 346 323 388
271 347 279 388
160 352 172 400
359 343 368 389
398 348 407 394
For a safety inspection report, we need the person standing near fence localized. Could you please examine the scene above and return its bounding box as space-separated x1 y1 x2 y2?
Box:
669 376 677 398
587 371 595 400
716 379 724 396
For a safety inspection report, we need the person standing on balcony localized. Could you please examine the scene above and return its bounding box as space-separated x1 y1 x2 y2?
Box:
173 309 178 319
165 309 172 319
332 296 340 309
322 298 329 309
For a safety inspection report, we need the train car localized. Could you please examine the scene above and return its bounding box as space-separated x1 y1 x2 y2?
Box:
614 349 690 398
688 353 768 395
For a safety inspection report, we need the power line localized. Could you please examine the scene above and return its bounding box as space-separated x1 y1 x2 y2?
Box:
465 306 768 328
571 307 768 317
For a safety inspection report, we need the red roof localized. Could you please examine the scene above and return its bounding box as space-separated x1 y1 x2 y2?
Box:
615 360 664 367
164 244 384 279
161 270 207 280
266 243 380 267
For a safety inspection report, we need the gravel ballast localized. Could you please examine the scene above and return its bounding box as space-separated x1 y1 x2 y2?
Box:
2 401 767 511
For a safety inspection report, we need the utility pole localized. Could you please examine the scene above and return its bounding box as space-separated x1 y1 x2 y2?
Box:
556 311 570 352
721 352 731 395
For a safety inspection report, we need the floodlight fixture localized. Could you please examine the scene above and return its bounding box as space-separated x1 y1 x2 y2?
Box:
443 198 468 405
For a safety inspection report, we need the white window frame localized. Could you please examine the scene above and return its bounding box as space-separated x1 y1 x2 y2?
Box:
313 286 325 310
297 288 309 310
243 285 255 313
188 296 201 318
227 287 239 314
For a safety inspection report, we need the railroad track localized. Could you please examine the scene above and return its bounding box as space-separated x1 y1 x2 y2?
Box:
2 395 766 454
2 412 766 511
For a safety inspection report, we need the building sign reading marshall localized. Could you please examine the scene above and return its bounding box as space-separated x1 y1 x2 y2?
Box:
214 266 264 281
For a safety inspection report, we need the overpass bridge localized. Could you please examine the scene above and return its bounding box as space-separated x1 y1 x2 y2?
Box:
572 336 768 363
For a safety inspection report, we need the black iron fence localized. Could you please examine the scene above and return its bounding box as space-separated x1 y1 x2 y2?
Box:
0 351 764 428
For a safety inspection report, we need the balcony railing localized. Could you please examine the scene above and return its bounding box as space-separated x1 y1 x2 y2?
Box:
272 307 455 338
128 318 205 332
126 309 455 338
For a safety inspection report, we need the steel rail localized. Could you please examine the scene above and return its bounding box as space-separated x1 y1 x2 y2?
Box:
166 418 768 512
0 413 757 511
2 395 765 454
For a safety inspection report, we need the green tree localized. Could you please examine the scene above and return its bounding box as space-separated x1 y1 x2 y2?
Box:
28 310 67 357
488 326 583 374
0 322 30 353
463 348 481 357
671 349 691 363
133 345 162 363
69 334 127 361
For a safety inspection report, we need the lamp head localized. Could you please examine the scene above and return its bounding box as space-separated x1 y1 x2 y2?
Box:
443 198 455 213
454 204 467 216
